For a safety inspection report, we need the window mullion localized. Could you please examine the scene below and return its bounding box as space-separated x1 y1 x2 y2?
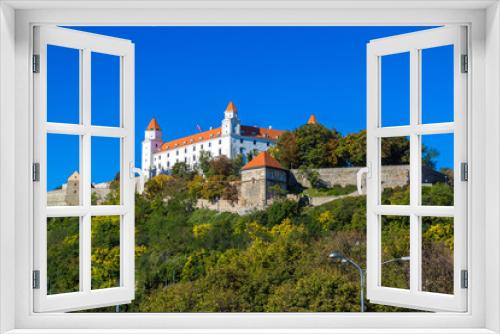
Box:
81 48 92 293
409 48 422 293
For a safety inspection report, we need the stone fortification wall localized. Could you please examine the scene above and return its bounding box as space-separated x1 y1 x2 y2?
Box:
290 165 410 190
196 199 257 215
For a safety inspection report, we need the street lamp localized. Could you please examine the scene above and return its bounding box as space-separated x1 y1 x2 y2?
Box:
329 252 365 312
328 253 411 312
382 256 410 265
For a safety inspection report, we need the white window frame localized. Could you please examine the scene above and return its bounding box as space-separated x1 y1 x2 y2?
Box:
0 1 499 333
366 26 468 312
32 26 136 312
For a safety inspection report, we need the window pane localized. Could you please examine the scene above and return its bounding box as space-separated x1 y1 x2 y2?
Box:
381 52 410 127
422 216 454 294
91 137 121 205
47 217 80 294
91 52 121 127
380 136 410 205
91 215 120 289
47 45 80 124
421 45 454 124
381 215 410 289
47 133 80 206
421 133 454 206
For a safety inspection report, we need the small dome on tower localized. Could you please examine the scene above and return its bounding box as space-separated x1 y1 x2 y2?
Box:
225 101 237 113
146 118 161 131
307 114 318 125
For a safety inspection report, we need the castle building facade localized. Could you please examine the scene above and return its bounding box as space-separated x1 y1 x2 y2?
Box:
142 101 286 178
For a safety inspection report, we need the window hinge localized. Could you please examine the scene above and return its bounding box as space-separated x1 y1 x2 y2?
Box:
461 162 468 182
33 163 40 182
33 270 40 289
32 54 40 73
461 269 468 289
461 54 468 73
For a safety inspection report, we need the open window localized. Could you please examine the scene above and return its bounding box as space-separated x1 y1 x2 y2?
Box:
366 26 468 312
33 26 136 312
30 24 468 315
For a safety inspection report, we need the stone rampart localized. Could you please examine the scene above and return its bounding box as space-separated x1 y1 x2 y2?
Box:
290 165 411 190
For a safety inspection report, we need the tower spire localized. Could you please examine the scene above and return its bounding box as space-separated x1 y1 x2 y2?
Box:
225 101 237 113
147 117 161 131
307 114 318 125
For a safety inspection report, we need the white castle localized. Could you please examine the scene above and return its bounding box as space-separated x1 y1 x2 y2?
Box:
142 101 287 178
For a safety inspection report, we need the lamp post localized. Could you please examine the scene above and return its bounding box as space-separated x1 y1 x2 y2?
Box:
382 256 410 266
329 252 365 312
328 252 410 313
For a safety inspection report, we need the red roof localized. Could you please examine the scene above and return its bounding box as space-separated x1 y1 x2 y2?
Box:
225 101 237 113
242 151 285 171
147 118 161 130
240 125 284 140
160 125 285 152
161 127 222 151
307 114 318 125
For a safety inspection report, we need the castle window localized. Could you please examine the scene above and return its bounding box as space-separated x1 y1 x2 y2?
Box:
184 157 187 163
193 155 196 161
176 150 179 156
253 140 257 145
240 139 243 144
167 153 170 158
208 142 211 147
201 144 203 149
219 149 222 155
184 148 187 153
167 161 170 168
218 139 222 145
193 146 196 151
266 142 270 147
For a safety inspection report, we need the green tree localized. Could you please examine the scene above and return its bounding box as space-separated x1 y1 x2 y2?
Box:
336 130 367 166
231 154 245 176
295 123 335 168
207 156 234 177
198 150 212 175
171 162 192 178
273 131 299 169
381 137 410 165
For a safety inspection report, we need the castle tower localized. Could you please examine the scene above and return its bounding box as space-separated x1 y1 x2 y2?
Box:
240 152 287 207
142 118 163 178
221 101 241 136
307 114 318 125
65 171 80 206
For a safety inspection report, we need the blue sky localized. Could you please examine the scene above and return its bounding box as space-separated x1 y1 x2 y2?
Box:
46 26 454 190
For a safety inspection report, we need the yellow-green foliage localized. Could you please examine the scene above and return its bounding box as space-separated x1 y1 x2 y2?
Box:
192 223 212 238
48 173 453 312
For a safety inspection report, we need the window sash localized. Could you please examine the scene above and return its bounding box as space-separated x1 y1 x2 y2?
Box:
366 25 468 312
32 26 136 313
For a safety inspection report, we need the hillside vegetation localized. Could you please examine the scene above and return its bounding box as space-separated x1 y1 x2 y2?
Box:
48 174 453 312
